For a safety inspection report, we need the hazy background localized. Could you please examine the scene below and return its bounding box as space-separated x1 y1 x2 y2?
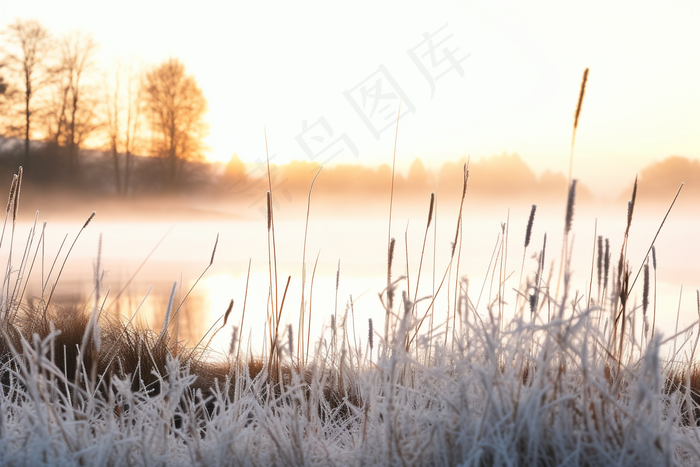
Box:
1 0 698 195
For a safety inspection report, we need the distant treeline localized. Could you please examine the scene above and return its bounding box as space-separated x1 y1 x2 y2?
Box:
0 136 213 195
225 152 595 206
623 155 700 202
1 136 695 206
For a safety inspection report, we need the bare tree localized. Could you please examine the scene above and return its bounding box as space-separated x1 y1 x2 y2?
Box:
57 31 100 169
1 19 52 167
123 63 144 195
104 60 123 193
143 58 208 188
103 58 143 195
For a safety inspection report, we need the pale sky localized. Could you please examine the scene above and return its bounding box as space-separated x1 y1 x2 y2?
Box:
0 0 698 195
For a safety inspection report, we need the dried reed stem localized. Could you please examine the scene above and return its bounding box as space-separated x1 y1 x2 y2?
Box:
264 128 280 372
45 211 96 311
169 234 219 328
516 205 536 316
298 167 322 365
587 219 597 310
626 182 683 302
237 258 252 362
385 237 396 345
556 180 577 300
385 101 402 353
306 250 321 365
410 193 435 317
105 227 173 311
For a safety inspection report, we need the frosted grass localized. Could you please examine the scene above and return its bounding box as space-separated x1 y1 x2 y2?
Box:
1 304 699 466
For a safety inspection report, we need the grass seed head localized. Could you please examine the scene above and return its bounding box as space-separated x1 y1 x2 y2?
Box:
574 68 589 131
565 180 577 233
427 192 435 228
525 204 536 248
643 261 650 315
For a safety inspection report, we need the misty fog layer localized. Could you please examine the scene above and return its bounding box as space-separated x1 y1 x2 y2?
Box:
8 182 696 358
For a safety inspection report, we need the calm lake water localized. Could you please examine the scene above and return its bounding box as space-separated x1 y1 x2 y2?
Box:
5 200 700 360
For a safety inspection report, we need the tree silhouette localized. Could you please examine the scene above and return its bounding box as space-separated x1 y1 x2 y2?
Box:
143 58 208 189
1 19 52 168
47 31 100 170
103 58 144 195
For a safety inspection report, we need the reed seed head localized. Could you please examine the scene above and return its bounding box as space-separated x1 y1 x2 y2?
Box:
5 174 17 214
266 191 272 231
12 168 22 222
525 204 536 248
387 237 396 283
565 180 577 233
652 245 657 270
619 263 630 309
210 233 219 266
461 164 469 199
574 68 589 131
336 259 340 291
387 238 396 312
617 251 624 291
626 176 638 234
427 192 435 228
83 211 96 230
541 233 547 270
643 261 650 316
222 299 234 327
368 318 374 350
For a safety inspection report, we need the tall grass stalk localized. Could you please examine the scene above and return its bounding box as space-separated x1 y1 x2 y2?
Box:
298 167 322 366
237 258 252 362
516 204 536 316
106 227 172 311
410 193 434 320
569 67 589 186
385 102 402 353
587 219 597 310
626 183 683 303
44 211 95 311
